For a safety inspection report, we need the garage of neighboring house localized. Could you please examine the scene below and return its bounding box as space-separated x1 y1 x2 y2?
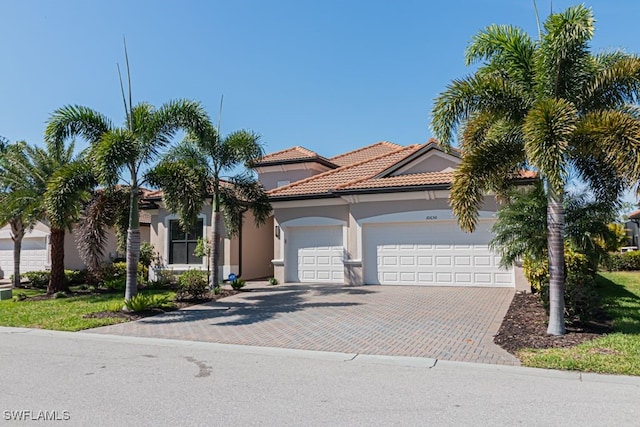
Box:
361 219 513 287
0 228 49 279
285 224 345 283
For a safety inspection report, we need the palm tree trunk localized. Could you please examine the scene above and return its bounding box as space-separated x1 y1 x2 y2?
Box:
47 228 68 294
546 189 566 336
125 186 140 302
10 218 24 288
210 209 222 289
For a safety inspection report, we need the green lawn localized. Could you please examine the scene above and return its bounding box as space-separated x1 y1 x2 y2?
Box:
518 271 640 376
0 288 175 332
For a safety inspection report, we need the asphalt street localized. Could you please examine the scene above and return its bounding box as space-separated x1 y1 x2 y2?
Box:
1 327 638 426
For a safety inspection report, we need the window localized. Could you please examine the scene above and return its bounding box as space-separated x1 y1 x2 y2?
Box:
169 219 203 264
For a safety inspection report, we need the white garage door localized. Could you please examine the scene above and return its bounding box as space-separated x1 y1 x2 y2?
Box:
363 221 513 287
286 226 344 283
0 237 48 279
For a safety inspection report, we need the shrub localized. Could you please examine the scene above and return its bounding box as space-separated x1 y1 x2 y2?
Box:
230 278 246 290
176 269 209 300
603 251 640 271
213 285 222 295
154 269 176 286
54 291 67 299
139 242 155 268
21 271 50 289
523 246 601 322
103 278 126 291
124 294 173 312
13 292 27 301
102 262 127 282
65 269 88 286
268 277 278 286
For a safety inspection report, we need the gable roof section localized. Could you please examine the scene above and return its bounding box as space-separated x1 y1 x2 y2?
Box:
373 139 460 178
255 146 337 168
268 145 421 198
329 141 403 166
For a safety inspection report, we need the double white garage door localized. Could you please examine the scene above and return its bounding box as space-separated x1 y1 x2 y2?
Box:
285 222 513 287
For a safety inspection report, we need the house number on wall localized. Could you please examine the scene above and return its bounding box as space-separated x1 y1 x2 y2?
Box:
425 216 438 220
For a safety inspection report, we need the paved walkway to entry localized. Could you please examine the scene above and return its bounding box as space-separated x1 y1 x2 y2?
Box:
87 283 519 365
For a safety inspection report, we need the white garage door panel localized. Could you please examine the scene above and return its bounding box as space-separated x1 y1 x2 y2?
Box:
286 226 344 283
0 238 48 278
363 222 513 287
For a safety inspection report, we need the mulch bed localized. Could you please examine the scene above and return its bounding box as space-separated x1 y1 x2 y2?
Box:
494 292 613 355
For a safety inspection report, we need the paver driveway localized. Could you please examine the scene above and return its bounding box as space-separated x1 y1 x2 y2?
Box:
87 283 519 365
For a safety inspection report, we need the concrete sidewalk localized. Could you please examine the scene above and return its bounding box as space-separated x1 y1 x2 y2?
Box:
88 282 519 365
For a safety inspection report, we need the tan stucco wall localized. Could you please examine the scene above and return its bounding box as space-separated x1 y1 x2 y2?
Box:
240 214 274 280
260 169 320 191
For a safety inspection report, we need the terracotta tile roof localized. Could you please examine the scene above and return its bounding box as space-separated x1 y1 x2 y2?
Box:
340 171 456 190
258 146 323 163
268 145 421 197
329 141 403 167
629 209 640 220
341 169 537 191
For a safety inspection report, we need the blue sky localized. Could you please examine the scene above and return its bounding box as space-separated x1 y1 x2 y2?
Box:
1 1 640 200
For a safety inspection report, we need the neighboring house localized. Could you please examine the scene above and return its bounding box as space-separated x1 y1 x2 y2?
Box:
625 209 640 248
141 190 273 281
0 215 151 279
254 140 535 290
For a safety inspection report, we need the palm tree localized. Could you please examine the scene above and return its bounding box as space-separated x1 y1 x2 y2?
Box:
431 5 640 335
147 120 271 288
491 183 617 270
0 140 35 288
45 100 208 301
0 141 89 293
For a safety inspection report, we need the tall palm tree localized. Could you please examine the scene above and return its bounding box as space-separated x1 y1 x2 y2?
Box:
147 120 271 288
0 141 89 293
45 100 208 301
431 5 640 335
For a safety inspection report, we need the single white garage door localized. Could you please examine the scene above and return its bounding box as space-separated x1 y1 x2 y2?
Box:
0 237 48 279
363 221 513 287
286 226 344 283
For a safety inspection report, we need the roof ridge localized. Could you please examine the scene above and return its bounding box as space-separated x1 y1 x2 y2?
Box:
329 141 401 161
261 145 318 160
268 144 417 196
332 145 421 190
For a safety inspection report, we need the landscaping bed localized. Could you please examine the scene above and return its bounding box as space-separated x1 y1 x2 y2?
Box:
495 271 640 376
494 291 612 354
84 289 239 321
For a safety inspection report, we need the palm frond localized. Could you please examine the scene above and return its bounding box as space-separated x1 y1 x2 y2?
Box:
431 73 529 146
92 129 138 186
44 105 113 156
44 160 96 229
145 159 208 231
523 98 578 192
